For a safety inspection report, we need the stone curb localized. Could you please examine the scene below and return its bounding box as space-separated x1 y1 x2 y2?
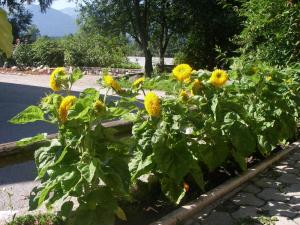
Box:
150 141 300 225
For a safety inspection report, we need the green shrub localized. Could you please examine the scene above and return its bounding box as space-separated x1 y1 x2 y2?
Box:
6 214 64 225
235 0 300 66
13 44 34 67
32 38 64 67
63 34 128 67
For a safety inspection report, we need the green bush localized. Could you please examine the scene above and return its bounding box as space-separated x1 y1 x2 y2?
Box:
32 38 64 67
63 34 128 67
13 44 34 67
6 214 64 225
235 0 300 66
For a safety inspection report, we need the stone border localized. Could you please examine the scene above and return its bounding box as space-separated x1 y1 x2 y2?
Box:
150 141 300 225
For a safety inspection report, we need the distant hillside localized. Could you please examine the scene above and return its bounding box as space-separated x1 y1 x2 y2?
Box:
60 7 78 19
26 5 78 37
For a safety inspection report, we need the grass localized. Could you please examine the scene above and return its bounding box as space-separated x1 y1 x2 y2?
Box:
6 214 65 225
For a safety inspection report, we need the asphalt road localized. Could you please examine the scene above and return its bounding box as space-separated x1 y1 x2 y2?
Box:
0 82 57 144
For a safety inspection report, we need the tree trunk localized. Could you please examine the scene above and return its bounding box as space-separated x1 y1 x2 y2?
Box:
158 50 165 72
144 49 153 77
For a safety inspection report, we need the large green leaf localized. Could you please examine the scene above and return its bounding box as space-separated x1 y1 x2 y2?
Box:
60 170 81 193
0 8 13 57
129 151 154 181
78 159 99 183
68 204 115 225
228 121 256 157
70 68 83 84
10 106 45 124
231 150 247 171
199 139 229 172
102 157 130 196
154 139 193 181
16 133 47 147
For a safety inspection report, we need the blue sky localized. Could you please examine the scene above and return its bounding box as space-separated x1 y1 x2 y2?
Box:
51 0 76 9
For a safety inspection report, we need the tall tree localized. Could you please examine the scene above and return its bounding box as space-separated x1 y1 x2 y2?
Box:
151 0 186 71
0 0 52 12
174 0 242 69
235 0 300 66
8 3 32 42
80 0 154 76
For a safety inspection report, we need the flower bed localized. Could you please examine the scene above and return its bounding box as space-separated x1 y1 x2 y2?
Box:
9 63 300 225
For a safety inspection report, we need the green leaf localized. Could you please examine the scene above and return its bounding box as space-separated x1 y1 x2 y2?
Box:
227 121 256 157
38 182 57 207
68 204 115 225
60 201 74 219
160 177 185 204
102 157 130 196
70 68 83 84
80 88 100 101
85 188 118 211
199 140 229 172
60 170 81 193
78 159 99 183
257 134 272 156
115 207 127 221
154 139 193 181
190 163 205 190
16 133 47 147
0 8 13 57
130 152 154 181
231 150 247 171
10 106 44 124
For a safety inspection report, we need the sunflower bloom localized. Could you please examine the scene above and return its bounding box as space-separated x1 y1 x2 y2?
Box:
179 90 189 101
173 64 193 82
144 92 160 117
103 75 122 92
49 67 66 91
209 69 228 87
132 77 145 88
93 99 106 113
192 79 201 95
266 76 272 81
59 96 76 123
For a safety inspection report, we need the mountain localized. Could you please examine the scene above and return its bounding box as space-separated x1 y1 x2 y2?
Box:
60 7 78 19
26 5 78 37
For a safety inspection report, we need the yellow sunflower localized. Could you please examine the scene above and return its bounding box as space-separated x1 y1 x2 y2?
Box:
132 77 145 88
179 90 189 101
49 67 66 91
93 99 106 113
103 75 122 92
59 96 77 123
172 64 193 82
266 76 272 81
191 79 201 95
144 92 160 117
209 69 228 87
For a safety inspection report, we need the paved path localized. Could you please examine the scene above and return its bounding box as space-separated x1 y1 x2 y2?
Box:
185 147 300 225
